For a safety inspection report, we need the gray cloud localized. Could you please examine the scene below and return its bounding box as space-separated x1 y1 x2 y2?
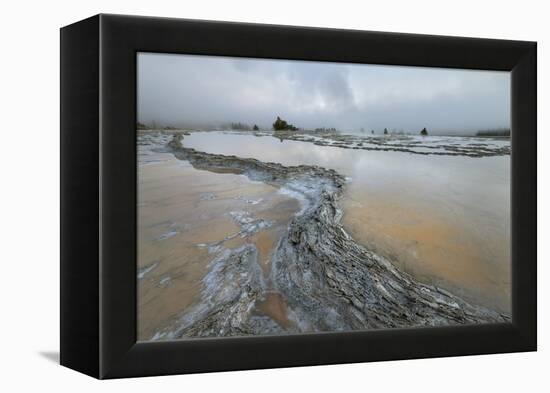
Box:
137 53 510 134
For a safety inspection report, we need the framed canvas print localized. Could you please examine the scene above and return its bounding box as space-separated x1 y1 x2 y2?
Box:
60 14 537 379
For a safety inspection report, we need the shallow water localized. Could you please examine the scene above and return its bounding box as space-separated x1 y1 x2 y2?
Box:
181 131 511 313
137 140 299 340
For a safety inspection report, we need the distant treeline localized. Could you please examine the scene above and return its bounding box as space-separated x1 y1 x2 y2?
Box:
229 122 252 131
475 128 511 137
137 121 184 130
139 119 505 138
221 122 260 131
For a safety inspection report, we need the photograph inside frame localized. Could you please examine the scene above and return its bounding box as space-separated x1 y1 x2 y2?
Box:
136 52 511 341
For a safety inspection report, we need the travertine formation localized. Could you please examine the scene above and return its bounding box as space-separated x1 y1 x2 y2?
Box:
270 130 511 157
151 134 509 340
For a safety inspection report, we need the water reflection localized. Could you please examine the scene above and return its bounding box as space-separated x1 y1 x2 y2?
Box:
183 131 511 313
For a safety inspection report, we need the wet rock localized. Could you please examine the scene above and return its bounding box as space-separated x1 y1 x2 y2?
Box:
272 131 510 158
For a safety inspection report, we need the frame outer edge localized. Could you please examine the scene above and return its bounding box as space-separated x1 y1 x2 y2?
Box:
60 14 101 378
511 42 537 349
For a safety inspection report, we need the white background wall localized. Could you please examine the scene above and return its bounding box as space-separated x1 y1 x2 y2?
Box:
0 0 546 390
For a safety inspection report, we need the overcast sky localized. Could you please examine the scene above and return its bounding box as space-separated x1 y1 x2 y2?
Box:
137 52 510 134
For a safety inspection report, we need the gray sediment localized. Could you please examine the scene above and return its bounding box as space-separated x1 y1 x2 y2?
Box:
151 134 509 340
271 130 510 157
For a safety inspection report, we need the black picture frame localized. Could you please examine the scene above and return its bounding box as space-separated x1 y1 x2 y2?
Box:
60 14 537 379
